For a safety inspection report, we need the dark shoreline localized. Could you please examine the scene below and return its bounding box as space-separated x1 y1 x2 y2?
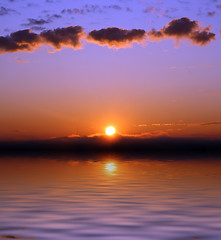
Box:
0 136 221 159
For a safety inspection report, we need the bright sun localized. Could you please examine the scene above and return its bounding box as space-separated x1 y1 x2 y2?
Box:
105 126 116 136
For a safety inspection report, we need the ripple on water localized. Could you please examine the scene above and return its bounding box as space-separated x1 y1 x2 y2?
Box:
0 157 221 240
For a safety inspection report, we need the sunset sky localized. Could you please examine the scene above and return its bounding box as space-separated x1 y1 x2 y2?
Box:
0 0 221 140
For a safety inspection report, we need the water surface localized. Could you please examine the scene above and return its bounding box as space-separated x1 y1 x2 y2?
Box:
0 156 221 240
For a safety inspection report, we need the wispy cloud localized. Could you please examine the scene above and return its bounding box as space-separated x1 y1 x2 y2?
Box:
144 6 159 13
61 4 124 15
13 57 30 63
201 121 221 126
0 6 16 16
207 11 216 16
22 18 51 27
137 121 221 127
21 14 62 28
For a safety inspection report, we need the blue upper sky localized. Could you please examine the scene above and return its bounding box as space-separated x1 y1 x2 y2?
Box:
1 0 221 34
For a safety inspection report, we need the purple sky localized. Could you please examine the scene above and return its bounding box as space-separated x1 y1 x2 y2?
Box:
0 0 221 139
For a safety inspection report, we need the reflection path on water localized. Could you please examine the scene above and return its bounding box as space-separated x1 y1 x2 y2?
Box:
0 157 221 240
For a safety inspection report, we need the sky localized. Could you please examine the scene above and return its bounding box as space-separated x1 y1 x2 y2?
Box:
0 0 221 140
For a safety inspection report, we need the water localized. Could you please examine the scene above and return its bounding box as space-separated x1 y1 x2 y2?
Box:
0 156 221 240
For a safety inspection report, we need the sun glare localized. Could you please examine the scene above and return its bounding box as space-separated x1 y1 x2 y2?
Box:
105 126 116 136
105 163 117 172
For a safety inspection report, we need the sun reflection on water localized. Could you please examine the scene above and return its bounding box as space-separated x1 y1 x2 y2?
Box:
105 162 117 173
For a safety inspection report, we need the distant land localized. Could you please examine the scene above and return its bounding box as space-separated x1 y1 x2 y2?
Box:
0 135 221 159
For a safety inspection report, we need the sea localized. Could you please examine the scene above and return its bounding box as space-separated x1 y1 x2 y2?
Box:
0 156 221 240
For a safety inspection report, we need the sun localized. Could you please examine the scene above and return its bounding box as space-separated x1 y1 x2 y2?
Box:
105 126 116 136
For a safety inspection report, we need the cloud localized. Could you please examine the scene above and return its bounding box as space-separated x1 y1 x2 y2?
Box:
48 14 62 19
40 26 85 50
138 121 221 128
0 6 16 16
13 57 30 63
144 6 159 13
22 18 51 27
0 29 40 53
201 121 221 126
61 5 104 15
87 27 146 48
61 4 127 15
207 11 216 16
0 26 85 54
104 5 122 10
151 123 186 126
61 8 85 15
137 124 148 127
148 17 215 46
22 14 62 28
0 18 216 54
190 30 216 46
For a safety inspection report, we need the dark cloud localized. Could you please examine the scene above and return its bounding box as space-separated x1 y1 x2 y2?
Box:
0 18 216 54
61 5 102 15
49 14 62 19
190 31 216 46
0 29 40 53
40 26 85 50
22 14 61 28
0 26 85 54
163 17 198 36
216 4 221 9
148 17 215 46
207 11 216 16
87 27 146 48
104 5 122 10
61 4 126 15
148 28 164 39
22 18 51 27
0 6 16 16
61 8 85 15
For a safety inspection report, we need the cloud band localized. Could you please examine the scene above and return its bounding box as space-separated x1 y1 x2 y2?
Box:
0 18 216 54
